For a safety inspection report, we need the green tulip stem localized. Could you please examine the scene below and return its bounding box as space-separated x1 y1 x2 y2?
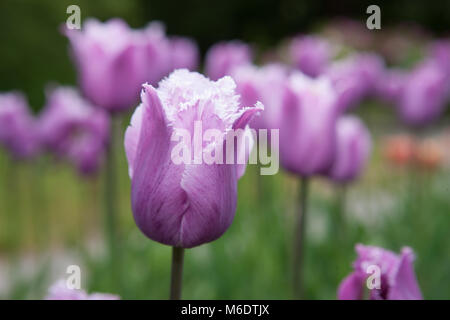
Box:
104 114 123 293
170 247 185 300
293 177 309 299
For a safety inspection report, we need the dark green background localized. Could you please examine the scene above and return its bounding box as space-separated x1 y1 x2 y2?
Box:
0 0 449 111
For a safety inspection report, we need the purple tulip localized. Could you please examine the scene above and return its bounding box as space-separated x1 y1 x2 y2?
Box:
0 92 39 159
327 116 371 183
168 37 199 71
46 280 119 300
396 60 448 127
326 53 384 112
39 87 110 175
375 69 407 103
205 41 252 81
279 72 339 177
338 244 423 300
124 69 263 248
64 19 170 112
232 63 288 130
289 35 333 77
429 40 450 92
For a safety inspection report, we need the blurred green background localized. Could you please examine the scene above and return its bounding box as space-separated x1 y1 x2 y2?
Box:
0 0 449 300
1 0 449 112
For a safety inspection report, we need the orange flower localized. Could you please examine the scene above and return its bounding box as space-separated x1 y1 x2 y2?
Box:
383 134 415 166
413 139 443 171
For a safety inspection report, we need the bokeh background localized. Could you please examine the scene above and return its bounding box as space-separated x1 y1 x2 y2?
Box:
0 0 449 299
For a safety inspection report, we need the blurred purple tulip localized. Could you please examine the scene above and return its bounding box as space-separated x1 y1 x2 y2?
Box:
124 69 262 248
39 87 110 175
168 37 199 71
279 72 339 177
205 41 252 81
338 244 423 300
46 280 119 300
326 53 384 112
429 40 450 89
327 116 372 183
396 60 448 127
232 63 288 130
289 35 333 77
0 92 39 159
375 68 407 103
64 19 170 112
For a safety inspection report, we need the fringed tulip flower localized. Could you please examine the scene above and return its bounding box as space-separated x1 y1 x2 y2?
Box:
279 72 339 177
64 19 170 112
0 92 39 159
124 69 263 248
338 244 423 300
396 61 447 127
168 37 199 71
326 53 384 112
205 41 252 81
289 36 333 77
232 63 288 130
327 116 372 183
46 280 119 300
39 87 110 175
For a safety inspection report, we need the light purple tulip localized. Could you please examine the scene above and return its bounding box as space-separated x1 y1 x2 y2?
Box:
279 72 339 177
232 63 288 130
338 244 423 300
0 92 39 159
39 87 110 175
64 19 170 112
46 280 119 300
326 53 384 112
124 69 263 248
327 116 371 183
168 37 199 71
289 35 333 77
396 60 448 127
205 41 252 81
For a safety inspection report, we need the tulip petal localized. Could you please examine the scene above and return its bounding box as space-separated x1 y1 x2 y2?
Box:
231 104 262 179
338 272 364 300
388 248 423 300
131 85 188 246
124 104 143 177
179 160 237 248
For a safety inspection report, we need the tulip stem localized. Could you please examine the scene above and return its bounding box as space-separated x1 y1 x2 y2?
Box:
170 247 184 300
333 184 347 241
293 177 309 299
104 115 122 293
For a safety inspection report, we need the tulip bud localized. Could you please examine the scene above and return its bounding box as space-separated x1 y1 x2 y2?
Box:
232 63 288 130
205 41 252 81
326 53 384 112
168 37 199 71
64 19 171 112
289 35 333 77
397 61 447 127
0 92 39 159
327 115 372 183
279 72 339 177
39 87 110 175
